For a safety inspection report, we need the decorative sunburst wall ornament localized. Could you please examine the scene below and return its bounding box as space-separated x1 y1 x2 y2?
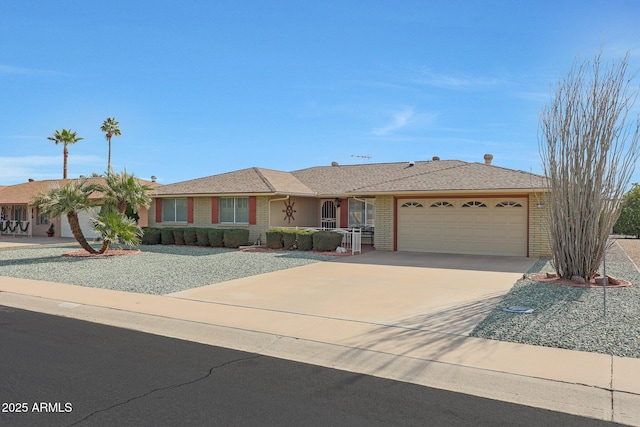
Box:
283 200 296 223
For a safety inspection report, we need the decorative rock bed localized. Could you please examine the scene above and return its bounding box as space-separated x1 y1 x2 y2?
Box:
63 249 142 257
528 273 631 288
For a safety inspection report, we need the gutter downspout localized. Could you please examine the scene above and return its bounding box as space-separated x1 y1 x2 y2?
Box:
268 195 289 228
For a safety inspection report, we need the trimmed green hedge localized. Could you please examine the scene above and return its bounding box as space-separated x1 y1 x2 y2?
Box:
282 229 298 249
141 227 162 245
152 227 250 248
223 229 249 248
207 228 224 247
312 230 344 252
173 229 185 245
296 229 315 251
264 228 316 251
266 228 284 249
195 228 210 246
183 228 197 245
161 228 175 245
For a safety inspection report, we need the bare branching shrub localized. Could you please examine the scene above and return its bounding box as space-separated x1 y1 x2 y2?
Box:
539 52 640 280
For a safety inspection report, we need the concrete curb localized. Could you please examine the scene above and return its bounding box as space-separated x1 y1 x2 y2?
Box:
1 288 639 425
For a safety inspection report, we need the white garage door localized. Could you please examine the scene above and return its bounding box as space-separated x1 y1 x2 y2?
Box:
61 207 101 239
397 198 527 256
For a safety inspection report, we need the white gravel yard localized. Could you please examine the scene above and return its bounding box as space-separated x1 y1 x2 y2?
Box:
2 239 640 358
471 239 640 358
0 244 333 295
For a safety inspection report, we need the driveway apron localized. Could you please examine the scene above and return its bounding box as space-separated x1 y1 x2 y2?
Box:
168 252 536 336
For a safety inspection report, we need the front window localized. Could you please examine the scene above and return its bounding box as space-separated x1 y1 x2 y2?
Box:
0 205 27 221
14 206 25 222
162 198 188 222
37 208 49 225
348 198 375 228
220 197 248 223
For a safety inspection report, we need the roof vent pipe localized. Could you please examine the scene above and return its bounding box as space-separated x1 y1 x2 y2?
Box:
408 161 415 167
28 178 34 182
151 175 157 182
484 154 493 165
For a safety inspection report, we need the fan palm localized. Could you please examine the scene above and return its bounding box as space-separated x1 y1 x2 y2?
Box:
100 117 121 171
91 211 143 254
47 129 83 179
97 170 153 216
31 178 98 254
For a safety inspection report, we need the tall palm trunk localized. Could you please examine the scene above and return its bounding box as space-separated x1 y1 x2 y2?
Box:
67 212 97 254
63 144 69 179
107 137 112 171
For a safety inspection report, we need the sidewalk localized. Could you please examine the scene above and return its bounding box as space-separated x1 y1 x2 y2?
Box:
1 270 639 425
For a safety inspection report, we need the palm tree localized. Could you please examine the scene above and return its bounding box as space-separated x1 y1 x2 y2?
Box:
100 117 121 171
47 129 83 179
92 170 153 254
98 169 153 216
31 178 98 254
91 211 142 254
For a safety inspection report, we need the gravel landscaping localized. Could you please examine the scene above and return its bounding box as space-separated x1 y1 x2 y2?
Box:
471 239 640 359
2 239 640 358
0 244 334 295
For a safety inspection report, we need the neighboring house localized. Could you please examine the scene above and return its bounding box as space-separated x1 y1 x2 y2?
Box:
150 155 551 257
0 177 160 238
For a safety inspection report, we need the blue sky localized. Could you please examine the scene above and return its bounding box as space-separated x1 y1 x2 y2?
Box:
1 1 640 185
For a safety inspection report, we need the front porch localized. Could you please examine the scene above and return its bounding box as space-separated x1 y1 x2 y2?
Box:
0 220 33 237
1 203 54 237
269 196 375 247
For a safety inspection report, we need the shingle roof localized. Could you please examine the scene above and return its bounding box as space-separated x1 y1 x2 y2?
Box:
145 159 547 198
292 160 546 195
155 167 315 196
0 177 161 205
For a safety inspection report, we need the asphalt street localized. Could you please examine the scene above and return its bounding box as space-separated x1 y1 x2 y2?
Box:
0 305 622 426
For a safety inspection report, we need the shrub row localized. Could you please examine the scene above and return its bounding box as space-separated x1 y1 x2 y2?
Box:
265 228 344 252
141 227 249 248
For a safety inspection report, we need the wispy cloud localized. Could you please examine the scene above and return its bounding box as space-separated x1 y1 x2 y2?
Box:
0 64 66 77
372 108 436 136
409 67 502 90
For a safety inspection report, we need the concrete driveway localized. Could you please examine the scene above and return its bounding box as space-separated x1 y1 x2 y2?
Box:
169 251 536 336
4 250 639 424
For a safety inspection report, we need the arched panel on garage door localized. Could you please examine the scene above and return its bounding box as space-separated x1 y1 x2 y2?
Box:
396 198 527 256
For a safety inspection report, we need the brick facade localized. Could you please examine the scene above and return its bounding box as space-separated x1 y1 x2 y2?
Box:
528 192 552 257
149 192 552 257
149 196 272 245
372 195 394 251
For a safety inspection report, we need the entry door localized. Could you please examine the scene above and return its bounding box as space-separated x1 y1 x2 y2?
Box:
321 200 336 229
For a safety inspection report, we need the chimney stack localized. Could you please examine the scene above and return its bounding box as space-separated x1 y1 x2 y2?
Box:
432 156 440 161
484 154 493 165
331 161 339 167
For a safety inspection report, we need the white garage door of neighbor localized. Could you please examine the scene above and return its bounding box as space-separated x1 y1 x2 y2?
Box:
397 198 527 256
61 207 101 239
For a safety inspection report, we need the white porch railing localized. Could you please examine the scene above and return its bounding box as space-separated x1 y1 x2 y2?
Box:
328 228 361 255
0 220 32 237
279 226 363 255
